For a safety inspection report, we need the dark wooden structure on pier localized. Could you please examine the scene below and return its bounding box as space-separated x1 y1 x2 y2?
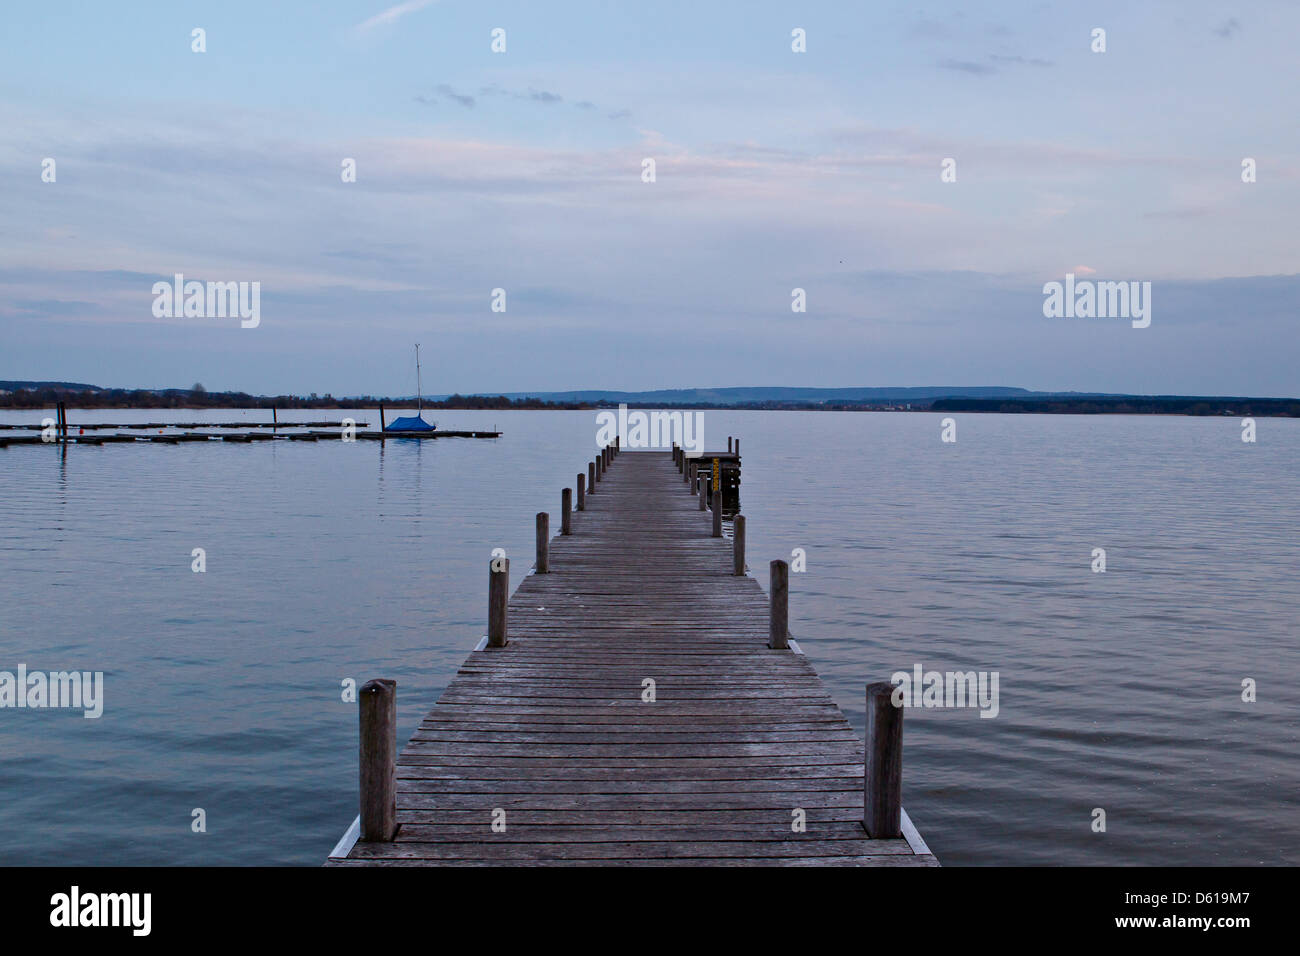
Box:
328 443 935 866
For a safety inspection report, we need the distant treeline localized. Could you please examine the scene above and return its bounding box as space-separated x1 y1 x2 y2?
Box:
5 384 1295 416
0 386 589 410
931 397 1300 417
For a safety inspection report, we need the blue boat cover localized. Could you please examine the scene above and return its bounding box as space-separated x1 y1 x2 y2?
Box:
385 415 436 432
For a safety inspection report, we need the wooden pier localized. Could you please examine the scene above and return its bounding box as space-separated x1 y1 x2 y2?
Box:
328 443 936 867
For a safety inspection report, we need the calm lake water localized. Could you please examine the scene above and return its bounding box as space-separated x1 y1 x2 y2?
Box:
1 408 1296 866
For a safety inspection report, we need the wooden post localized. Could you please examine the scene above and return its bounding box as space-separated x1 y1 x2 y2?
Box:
699 475 708 511
596 454 603 481
588 461 596 493
769 560 789 649
535 513 549 573
577 474 585 511
273 407 278 430
733 515 746 575
864 682 904 839
735 438 740 456
561 488 572 535
57 402 66 443
488 557 509 647
358 678 397 842
728 436 732 453
712 484 722 537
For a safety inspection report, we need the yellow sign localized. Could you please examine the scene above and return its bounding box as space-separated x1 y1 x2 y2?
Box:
713 458 720 484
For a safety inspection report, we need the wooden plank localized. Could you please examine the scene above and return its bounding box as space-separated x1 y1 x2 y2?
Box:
338 450 935 867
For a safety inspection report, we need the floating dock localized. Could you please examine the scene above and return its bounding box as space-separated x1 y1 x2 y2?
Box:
0 427 500 447
328 444 936 866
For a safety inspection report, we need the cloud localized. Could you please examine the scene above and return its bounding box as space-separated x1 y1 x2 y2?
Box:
355 0 437 33
941 54 1053 75
1214 18 1242 39
989 54 1053 68
939 58 996 75
436 83 475 108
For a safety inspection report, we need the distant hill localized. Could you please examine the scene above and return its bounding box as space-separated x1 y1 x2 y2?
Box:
3 381 1296 414
0 380 102 392
437 386 1043 404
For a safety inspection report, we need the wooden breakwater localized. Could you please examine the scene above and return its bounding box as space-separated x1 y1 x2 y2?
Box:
327 441 936 866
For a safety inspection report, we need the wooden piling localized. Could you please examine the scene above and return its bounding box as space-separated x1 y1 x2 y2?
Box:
561 488 572 535
733 515 746 575
699 475 708 510
712 486 722 537
728 436 733 453
863 682 904 839
272 407 278 429
769 559 789 649
358 678 397 842
488 558 509 647
535 513 549 573
577 474 585 511
588 461 596 493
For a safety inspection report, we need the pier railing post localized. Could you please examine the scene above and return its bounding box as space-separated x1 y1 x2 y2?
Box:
699 475 708 510
488 557 509 647
561 488 572 535
358 678 397 842
577 474 585 511
536 513 549 573
712 483 722 537
864 682 904 839
589 461 596 492
769 560 789 649
733 515 746 574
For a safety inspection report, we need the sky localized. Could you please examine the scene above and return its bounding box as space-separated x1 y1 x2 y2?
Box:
1 0 1297 397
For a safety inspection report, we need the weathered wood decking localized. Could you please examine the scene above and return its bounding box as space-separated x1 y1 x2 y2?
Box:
329 449 936 866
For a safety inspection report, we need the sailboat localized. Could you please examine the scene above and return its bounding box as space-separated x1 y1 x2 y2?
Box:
384 343 437 432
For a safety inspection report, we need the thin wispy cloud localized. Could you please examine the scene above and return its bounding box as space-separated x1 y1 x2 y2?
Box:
939 58 996 75
355 0 437 33
1214 18 1242 39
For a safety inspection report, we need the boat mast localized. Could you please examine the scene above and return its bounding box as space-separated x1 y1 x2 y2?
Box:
415 343 422 414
